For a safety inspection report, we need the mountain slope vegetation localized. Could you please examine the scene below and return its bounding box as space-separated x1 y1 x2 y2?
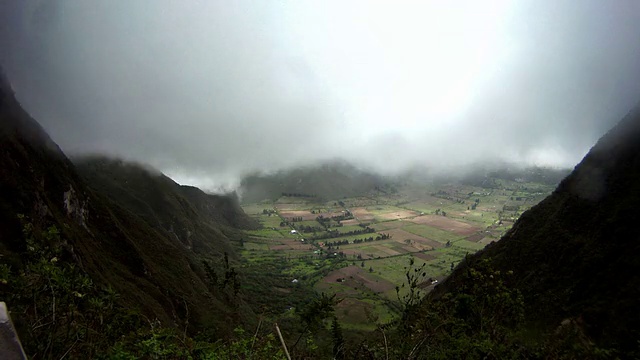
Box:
239 161 390 203
416 106 640 357
74 156 257 254
0 68 259 357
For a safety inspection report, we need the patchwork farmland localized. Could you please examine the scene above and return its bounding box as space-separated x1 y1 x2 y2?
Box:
240 178 556 330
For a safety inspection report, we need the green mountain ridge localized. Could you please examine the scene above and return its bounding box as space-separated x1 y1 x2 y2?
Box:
239 161 570 206
0 69 257 356
239 161 389 203
74 156 258 253
425 105 640 356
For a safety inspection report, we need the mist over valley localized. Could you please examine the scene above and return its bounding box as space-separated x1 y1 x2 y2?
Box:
2 1 640 358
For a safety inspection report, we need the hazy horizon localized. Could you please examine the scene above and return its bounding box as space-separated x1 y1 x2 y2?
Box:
2 1 640 191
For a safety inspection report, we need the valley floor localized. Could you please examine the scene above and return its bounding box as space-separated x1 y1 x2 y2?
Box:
240 178 554 331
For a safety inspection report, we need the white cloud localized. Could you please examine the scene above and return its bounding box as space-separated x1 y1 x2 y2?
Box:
2 0 640 189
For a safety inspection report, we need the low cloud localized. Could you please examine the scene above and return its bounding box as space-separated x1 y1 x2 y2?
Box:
2 0 640 190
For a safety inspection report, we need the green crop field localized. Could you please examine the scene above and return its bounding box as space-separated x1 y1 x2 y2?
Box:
245 227 287 238
401 224 464 243
240 178 556 328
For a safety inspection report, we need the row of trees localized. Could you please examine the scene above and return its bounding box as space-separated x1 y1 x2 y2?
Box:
352 233 392 243
316 211 353 225
293 224 326 233
325 234 392 251
431 190 467 204
312 226 376 240
281 192 316 198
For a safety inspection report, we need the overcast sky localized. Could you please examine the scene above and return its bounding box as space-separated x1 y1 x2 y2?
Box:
2 1 640 190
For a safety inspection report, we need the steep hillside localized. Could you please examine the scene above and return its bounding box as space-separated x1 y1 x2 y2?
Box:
456 166 571 188
74 156 257 255
239 161 389 203
427 105 640 355
0 68 255 355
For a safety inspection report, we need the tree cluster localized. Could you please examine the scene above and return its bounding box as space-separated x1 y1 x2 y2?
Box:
312 226 376 240
281 192 316 198
351 233 392 244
